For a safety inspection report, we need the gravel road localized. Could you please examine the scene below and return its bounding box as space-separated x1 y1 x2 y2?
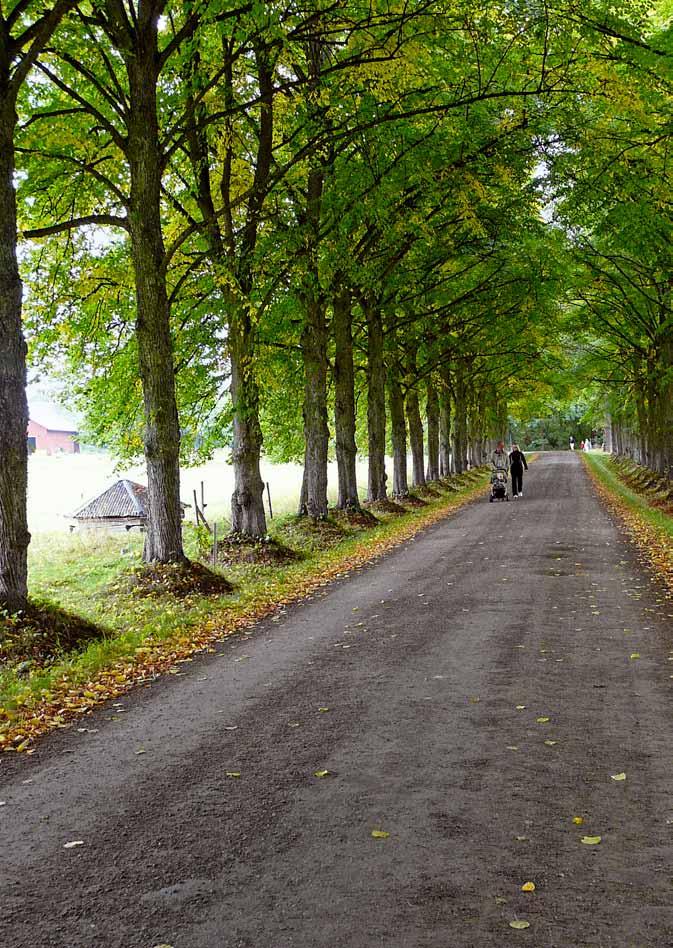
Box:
2 452 673 948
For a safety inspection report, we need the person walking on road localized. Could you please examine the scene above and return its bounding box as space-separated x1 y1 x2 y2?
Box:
569 435 575 451
491 440 509 473
509 443 528 498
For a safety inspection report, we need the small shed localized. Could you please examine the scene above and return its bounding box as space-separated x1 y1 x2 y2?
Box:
71 479 188 532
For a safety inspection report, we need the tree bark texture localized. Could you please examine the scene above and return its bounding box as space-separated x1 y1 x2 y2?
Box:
229 309 267 534
439 376 452 476
0 96 29 611
425 380 440 481
301 295 330 519
126 46 185 563
387 362 408 497
452 367 468 474
406 387 426 488
366 303 387 501
333 285 360 510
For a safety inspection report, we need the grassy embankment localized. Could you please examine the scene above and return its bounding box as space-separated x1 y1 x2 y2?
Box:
583 452 673 590
1 469 489 751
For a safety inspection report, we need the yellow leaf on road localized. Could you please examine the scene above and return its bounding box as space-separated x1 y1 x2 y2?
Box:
630 653 640 660
515 705 526 710
572 816 584 825
581 835 601 845
536 716 550 723
611 772 626 781
318 707 330 712
544 740 558 746
371 829 389 839
314 769 330 778
521 882 535 892
225 771 241 778
509 920 530 930
63 840 84 849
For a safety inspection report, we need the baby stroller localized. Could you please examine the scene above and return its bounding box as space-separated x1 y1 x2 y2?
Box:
489 469 509 502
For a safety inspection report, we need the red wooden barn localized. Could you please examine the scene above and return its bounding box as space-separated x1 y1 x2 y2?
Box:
27 405 80 455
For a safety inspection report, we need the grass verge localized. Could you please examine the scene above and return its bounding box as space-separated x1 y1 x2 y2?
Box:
583 453 673 594
1 468 489 754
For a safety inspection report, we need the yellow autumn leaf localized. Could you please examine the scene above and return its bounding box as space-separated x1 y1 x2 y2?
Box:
544 740 558 746
572 816 584 825
610 772 626 781
509 920 530 930
630 653 640 660
371 829 389 839
225 771 241 778
581 835 601 845
521 882 535 892
536 716 550 723
318 707 330 712
314 769 330 778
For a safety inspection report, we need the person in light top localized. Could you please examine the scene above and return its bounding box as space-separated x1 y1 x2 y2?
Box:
491 440 509 473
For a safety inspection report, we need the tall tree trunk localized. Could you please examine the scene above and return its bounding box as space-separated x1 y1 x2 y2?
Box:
301 292 330 519
333 284 360 510
366 303 387 501
184 47 268 538
406 387 426 488
0 97 29 611
388 361 408 497
230 309 267 534
452 366 468 474
127 51 185 563
426 379 440 481
439 372 452 476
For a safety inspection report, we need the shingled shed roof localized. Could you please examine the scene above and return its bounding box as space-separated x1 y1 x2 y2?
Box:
72 480 148 520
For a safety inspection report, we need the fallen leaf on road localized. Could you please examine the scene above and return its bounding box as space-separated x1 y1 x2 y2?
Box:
515 835 528 841
371 829 389 839
630 653 640 660
314 769 330 778
515 705 526 710
521 882 536 892
536 716 550 723
581 835 601 845
572 816 584 825
507 746 519 751
610 772 626 781
135 749 146 755
495 896 507 905
225 771 241 778
468 696 480 704
288 722 300 728
318 707 330 712
63 840 84 849
223 726 238 731
509 920 530 930
544 740 558 746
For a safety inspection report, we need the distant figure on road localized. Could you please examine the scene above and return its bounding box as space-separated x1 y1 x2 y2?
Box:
569 436 575 451
580 440 585 451
509 444 528 499
584 438 592 452
491 441 509 473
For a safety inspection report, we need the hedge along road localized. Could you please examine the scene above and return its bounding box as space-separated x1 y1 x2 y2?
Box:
2 452 673 948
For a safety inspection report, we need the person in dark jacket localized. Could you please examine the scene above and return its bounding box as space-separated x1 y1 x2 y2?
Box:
509 444 528 498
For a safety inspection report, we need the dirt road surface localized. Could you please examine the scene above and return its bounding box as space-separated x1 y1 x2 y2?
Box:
2 453 673 948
